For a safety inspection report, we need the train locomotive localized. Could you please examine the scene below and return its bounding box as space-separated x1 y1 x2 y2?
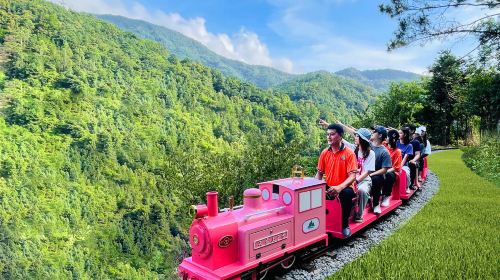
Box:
179 162 428 280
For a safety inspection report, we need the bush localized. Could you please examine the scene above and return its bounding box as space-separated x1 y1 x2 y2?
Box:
462 133 500 186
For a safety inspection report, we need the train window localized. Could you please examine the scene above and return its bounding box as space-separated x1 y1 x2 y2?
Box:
299 188 323 213
262 189 270 201
272 184 279 200
299 191 311 212
311 188 322 208
282 192 292 205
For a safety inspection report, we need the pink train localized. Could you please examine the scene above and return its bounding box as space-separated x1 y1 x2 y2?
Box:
178 160 428 280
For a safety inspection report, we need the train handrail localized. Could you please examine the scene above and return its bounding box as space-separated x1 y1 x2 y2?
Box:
244 206 285 221
220 205 244 212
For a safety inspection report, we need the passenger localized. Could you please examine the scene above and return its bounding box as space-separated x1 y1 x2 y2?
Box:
383 130 402 206
320 120 392 215
315 123 357 237
405 124 422 189
420 127 432 157
397 127 413 193
367 126 392 214
338 128 375 223
416 126 432 178
413 133 424 187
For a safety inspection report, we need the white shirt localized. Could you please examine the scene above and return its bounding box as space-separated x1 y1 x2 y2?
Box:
424 140 432 155
343 139 375 179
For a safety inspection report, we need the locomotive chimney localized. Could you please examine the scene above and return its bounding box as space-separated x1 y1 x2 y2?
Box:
206 191 218 217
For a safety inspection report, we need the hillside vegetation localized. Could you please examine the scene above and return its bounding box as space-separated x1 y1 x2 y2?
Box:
335 67 421 91
273 71 377 123
462 135 500 186
98 15 295 88
358 51 499 146
0 0 340 278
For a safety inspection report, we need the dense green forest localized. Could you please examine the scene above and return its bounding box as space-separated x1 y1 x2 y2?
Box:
0 0 350 278
273 71 377 124
97 15 295 88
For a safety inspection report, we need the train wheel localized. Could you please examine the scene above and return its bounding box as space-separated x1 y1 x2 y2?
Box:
258 269 268 280
248 270 268 280
280 255 296 269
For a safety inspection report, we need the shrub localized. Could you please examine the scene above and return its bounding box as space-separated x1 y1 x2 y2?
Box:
462 132 500 186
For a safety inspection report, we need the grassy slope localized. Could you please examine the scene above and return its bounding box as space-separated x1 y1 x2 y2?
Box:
329 150 499 279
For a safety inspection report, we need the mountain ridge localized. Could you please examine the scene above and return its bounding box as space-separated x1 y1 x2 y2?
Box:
98 14 421 90
97 14 296 88
335 67 421 91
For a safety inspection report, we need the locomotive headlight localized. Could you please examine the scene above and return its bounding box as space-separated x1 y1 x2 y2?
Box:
190 204 208 219
189 205 196 219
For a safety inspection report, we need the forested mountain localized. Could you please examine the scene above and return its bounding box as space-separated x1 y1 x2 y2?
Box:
335 67 421 91
98 15 422 93
0 0 335 278
97 15 296 88
273 71 377 123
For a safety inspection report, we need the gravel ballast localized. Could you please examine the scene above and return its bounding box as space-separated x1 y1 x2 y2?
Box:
281 171 440 280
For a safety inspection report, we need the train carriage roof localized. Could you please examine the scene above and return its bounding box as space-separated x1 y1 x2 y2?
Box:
257 177 325 191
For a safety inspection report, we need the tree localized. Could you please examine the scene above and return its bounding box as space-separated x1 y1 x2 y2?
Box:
362 80 427 128
426 51 466 145
465 67 500 132
380 0 500 64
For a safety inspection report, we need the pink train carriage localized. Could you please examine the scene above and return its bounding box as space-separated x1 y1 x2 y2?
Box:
326 175 402 239
420 157 428 181
399 157 428 200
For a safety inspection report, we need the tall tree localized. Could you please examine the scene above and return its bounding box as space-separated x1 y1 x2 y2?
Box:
379 0 500 65
426 51 466 145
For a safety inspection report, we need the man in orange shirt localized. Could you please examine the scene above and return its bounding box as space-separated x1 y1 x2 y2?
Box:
316 124 357 237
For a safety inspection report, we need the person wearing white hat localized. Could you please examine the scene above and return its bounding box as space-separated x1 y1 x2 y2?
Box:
419 126 432 156
416 126 431 182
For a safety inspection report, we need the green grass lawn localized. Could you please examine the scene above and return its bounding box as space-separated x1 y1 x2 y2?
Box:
328 150 500 279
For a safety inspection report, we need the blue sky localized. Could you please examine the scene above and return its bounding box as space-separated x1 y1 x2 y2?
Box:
49 0 494 74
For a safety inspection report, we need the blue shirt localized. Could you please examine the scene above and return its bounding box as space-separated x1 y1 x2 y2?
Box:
396 140 413 163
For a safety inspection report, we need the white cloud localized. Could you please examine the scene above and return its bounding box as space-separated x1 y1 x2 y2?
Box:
49 0 294 73
267 1 428 73
266 0 494 74
442 3 500 26
295 37 431 74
